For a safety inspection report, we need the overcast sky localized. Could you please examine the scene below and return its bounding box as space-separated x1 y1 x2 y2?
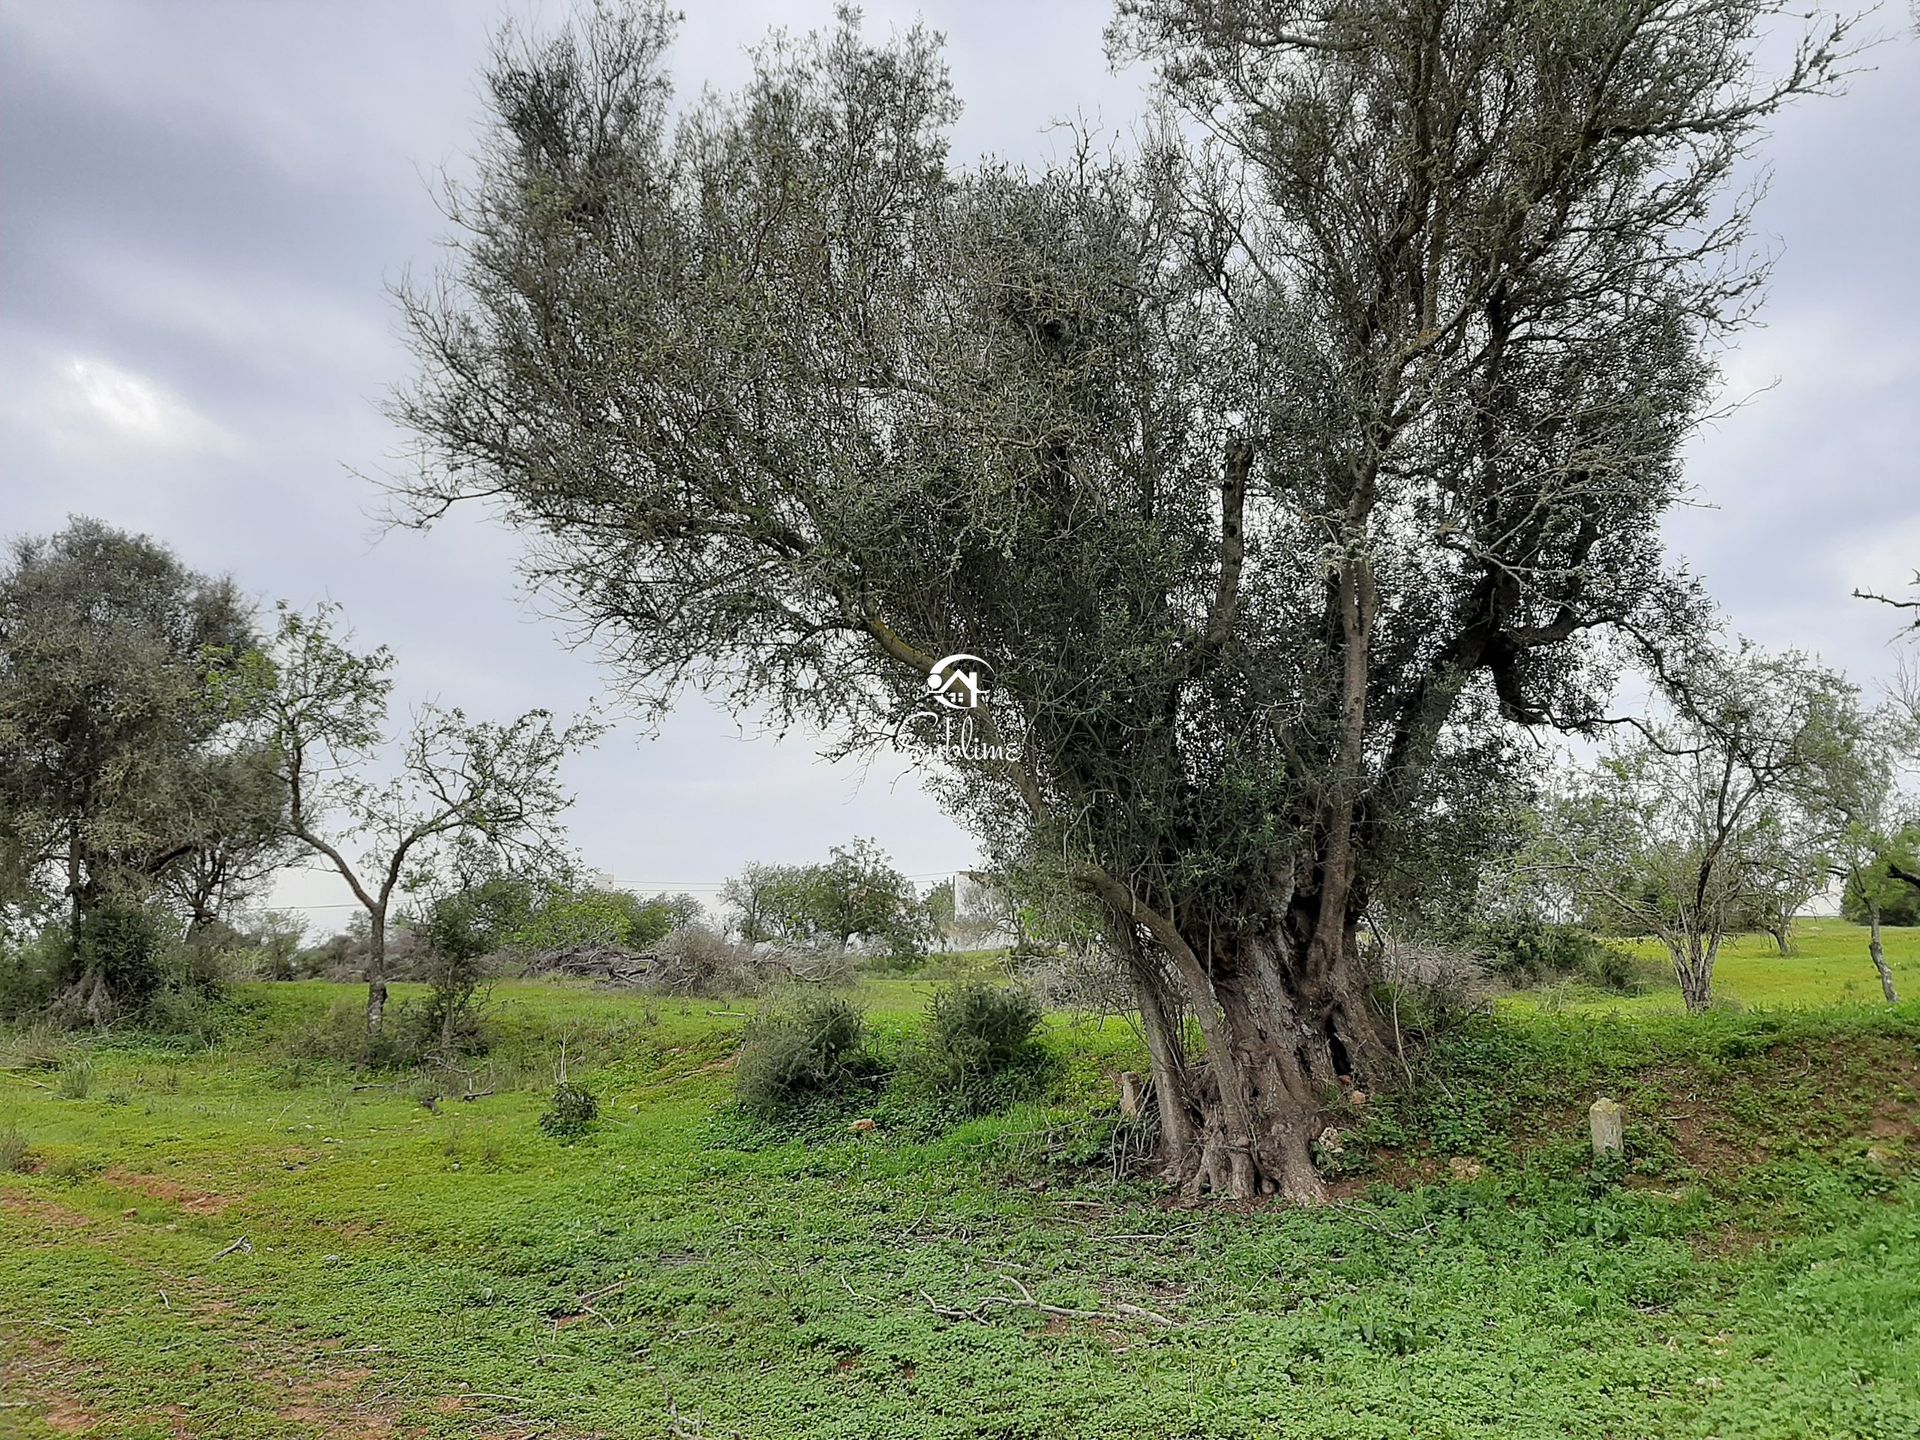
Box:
2 2 1916 928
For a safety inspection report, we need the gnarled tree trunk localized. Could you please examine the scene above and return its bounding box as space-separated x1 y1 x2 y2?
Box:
1670 931 1718 1014
1099 870 1388 1203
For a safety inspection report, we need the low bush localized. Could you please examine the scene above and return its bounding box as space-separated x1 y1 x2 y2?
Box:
647 925 772 996
0 929 63 1020
896 982 1048 1111
0 1125 31 1174
271 998 425 1070
734 996 873 1117
538 1080 600 1139
141 983 232 1045
1369 940 1493 1039
66 899 170 1013
1589 946 1643 994
1470 919 1605 987
409 947 491 1060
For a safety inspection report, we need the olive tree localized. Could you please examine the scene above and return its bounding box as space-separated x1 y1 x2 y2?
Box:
1541 648 1842 1010
392 2 1852 1198
240 604 601 1028
1797 690 1916 1003
0 519 281 1007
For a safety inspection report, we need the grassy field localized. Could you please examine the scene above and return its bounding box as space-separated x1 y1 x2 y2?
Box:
2 928 1917 1439
1517 918 1920 1015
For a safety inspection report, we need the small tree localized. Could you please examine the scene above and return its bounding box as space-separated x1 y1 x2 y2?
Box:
241 604 601 1028
722 847 926 959
1543 648 1838 1011
1797 690 1916 1003
814 839 930 961
1733 799 1828 956
0 519 269 1006
720 862 786 946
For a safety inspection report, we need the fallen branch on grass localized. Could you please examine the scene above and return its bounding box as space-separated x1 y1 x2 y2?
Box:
846 1273 1175 1328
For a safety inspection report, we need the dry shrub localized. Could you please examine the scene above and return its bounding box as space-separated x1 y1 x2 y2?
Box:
1016 946 1130 1013
644 928 855 997
645 926 769 996
1371 938 1493 1038
733 996 873 1116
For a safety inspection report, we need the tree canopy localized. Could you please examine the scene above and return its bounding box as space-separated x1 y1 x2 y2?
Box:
394 0 1854 1199
0 518 280 1009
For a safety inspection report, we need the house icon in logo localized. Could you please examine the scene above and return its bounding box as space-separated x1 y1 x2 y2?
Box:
927 653 991 710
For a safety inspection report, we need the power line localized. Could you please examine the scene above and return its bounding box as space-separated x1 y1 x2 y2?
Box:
267 869 980 914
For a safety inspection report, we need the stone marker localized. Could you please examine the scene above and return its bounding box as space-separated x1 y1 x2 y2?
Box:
1118 1071 1146 1118
1590 1096 1625 1158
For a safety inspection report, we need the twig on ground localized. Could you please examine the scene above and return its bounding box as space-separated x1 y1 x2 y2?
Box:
854 1272 1176 1328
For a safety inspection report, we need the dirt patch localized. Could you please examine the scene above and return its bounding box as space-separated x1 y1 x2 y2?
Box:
269 1360 398 1437
0 1187 93 1231
40 1395 98 1434
100 1167 233 1215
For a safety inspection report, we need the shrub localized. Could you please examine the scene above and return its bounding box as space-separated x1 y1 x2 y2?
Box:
647 925 770 997
0 929 63 1020
409 946 491 1059
538 1080 600 1139
1590 946 1642 995
1470 919 1605 987
899 982 1046 1105
141 983 231 1045
0 1125 31 1174
1370 941 1492 1039
62 898 169 1017
734 996 872 1116
272 998 422 1070
56 1059 93 1099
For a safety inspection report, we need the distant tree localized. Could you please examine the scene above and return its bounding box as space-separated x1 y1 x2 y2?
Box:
240 909 310 981
647 891 706 933
1542 648 1841 1011
923 878 956 946
155 745 297 937
814 839 930 961
0 519 271 1011
511 884 689 952
422 873 543 962
720 862 786 946
1799 692 1919 1002
1841 851 1920 925
1730 798 1828 956
239 603 601 1028
394 1 1853 1197
720 846 926 959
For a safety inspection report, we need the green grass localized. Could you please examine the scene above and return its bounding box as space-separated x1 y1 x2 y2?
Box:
1 934 1916 1439
1506 916 1920 1015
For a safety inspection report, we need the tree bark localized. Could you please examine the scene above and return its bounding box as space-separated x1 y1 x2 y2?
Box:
1671 931 1716 1014
1866 904 1899 1005
1129 964 1194 1179
366 910 389 1030
1145 926 1384 1203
